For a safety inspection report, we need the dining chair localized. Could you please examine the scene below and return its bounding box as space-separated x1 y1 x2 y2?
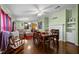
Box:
49 29 59 49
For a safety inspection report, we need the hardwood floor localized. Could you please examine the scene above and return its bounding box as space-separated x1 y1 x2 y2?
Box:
6 39 79 54
22 39 79 54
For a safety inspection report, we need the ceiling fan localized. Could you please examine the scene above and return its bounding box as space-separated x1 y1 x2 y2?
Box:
22 5 56 17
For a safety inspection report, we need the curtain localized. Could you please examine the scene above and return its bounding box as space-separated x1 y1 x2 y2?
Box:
8 16 11 32
6 14 8 31
0 8 12 51
1 9 12 32
1 9 6 31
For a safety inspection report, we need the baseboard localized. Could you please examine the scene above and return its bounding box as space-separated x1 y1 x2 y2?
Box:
59 40 79 46
59 39 65 42
65 41 78 47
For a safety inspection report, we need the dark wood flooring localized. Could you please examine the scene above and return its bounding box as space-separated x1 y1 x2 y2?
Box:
6 39 79 54
22 39 79 54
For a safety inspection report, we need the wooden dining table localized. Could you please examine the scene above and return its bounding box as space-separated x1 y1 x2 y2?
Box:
41 34 52 48
41 34 51 41
33 30 59 50
41 32 59 49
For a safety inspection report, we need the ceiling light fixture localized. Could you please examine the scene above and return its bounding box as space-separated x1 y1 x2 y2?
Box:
25 24 27 26
28 22 31 25
37 11 44 16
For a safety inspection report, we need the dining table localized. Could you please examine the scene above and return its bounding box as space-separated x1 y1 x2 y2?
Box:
41 32 59 49
41 33 52 48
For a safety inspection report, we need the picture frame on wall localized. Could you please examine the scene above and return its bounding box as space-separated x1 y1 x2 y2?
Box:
38 21 42 29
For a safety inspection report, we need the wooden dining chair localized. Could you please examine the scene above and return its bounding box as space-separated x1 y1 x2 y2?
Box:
49 29 59 49
33 31 40 47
